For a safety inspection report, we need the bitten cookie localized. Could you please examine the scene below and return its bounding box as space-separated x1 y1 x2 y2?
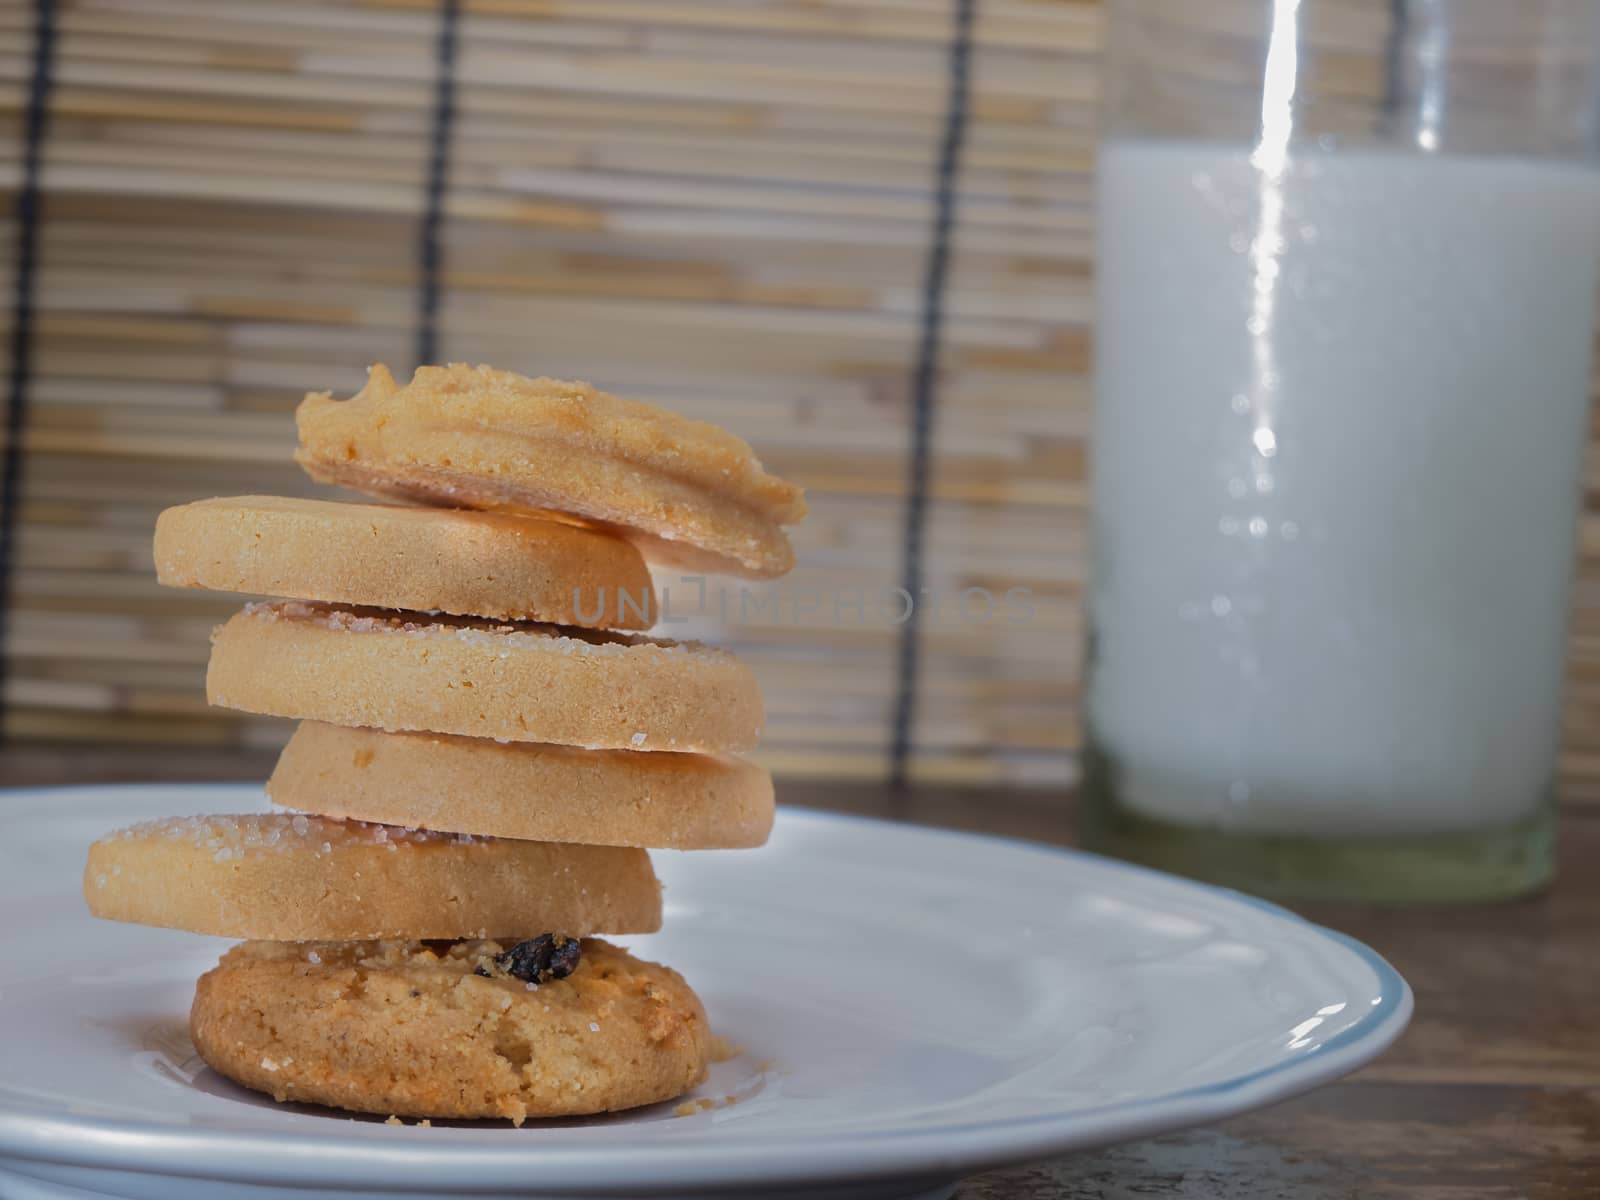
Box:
84 814 661 939
207 601 764 752
295 363 806 578
190 938 709 1122
154 495 656 628
270 722 775 849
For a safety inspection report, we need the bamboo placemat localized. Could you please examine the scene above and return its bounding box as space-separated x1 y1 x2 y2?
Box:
0 0 1084 787
7 0 1598 797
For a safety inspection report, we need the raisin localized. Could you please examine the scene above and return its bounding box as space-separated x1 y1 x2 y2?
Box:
497 934 580 983
472 965 492 978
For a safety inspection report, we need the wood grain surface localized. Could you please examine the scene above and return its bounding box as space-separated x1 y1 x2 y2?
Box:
6 745 1596 1198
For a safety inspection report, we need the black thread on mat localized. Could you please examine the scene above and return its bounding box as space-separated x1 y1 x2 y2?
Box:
1381 0 1410 133
0 0 59 740
416 0 461 367
889 0 976 790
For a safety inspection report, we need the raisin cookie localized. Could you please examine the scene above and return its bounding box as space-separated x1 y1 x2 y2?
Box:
190 937 709 1122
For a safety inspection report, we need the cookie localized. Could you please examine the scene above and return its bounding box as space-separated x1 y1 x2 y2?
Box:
154 495 656 628
268 722 775 849
84 813 661 939
207 601 763 752
190 937 709 1122
295 363 806 579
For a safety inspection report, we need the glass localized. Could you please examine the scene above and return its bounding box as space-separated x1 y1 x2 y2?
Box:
1082 0 1600 903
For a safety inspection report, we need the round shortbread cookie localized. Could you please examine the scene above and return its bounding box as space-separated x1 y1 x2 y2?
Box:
207 601 764 752
268 722 774 849
84 813 662 940
154 495 656 629
190 938 709 1122
295 363 806 579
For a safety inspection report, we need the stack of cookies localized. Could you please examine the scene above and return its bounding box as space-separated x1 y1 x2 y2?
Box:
83 364 805 1124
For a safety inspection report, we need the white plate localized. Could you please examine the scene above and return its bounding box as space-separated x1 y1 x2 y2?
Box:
0 784 1410 1200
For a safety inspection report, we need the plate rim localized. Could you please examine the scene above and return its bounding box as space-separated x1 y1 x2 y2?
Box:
0 782 1413 1192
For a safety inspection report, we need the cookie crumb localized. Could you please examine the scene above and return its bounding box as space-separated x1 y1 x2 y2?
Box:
672 1097 720 1117
707 1035 743 1062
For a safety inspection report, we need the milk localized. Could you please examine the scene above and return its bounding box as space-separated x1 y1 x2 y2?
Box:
1089 141 1600 836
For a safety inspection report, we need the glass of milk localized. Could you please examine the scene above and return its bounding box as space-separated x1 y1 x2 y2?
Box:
1084 0 1600 902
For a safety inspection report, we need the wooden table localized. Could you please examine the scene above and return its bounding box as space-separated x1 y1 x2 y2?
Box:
6 747 1597 1198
